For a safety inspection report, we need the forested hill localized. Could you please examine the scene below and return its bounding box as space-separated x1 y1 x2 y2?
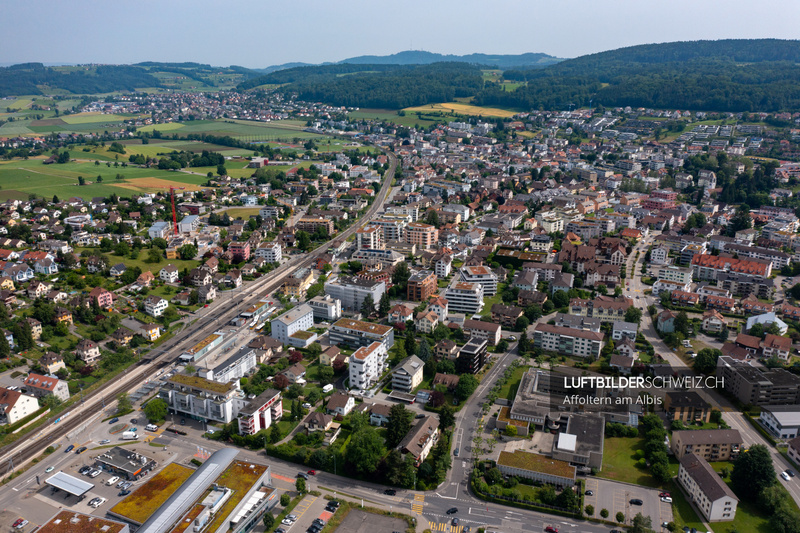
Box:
474 39 800 112
0 63 162 97
237 63 484 109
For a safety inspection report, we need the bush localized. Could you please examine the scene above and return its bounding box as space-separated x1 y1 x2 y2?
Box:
280 493 291 506
585 504 594 516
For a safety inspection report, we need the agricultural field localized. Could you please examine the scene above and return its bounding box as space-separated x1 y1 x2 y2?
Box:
218 207 263 219
60 112 128 124
403 102 518 118
1 97 33 111
348 108 440 128
135 118 326 142
0 158 209 200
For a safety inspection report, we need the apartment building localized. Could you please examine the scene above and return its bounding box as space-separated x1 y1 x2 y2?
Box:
356 224 384 250
405 222 438 250
460 265 498 296
664 391 712 424
330 318 395 350
656 265 693 284
759 406 800 440
399 415 440 466
349 341 388 390
569 296 632 323
457 337 488 374
522 262 562 282
652 279 692 295
407 270 437 302
270 304 315 348
254 242 282 263
307 294 342 321
158 374 244 424
462 319 502 346
144 295 168 318
691 254 772 281
296 217 335 235
671 429 742 461
444 281 484 314
237 388 282 436
716 355 800 405
324 275 385 312
677 453 738 522
532 323 604 359
392 355 424 393
228 241 251 262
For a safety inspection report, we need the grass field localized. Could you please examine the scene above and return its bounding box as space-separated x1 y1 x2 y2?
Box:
403 102 518 118
218 207 262 219
1 98 32 111
347 108 441 128
0 158 209 200
61 112 128 124
74 247 201 275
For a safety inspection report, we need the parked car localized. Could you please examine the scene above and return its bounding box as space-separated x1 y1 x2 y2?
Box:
297 472 309 480
661 496 672 503
454 448 459 457
65 445 74 453
11 519 24 529
659 492 671 498
89 497 107 508
630 499 643 505
15 519 28 529
89 469 101 478
79 466 92 475
545 527 558 533
451 518 459 526
119 489 131 497
415 414 425 419
107 476 120 486
327 500 340 509
281 519 294 526
584 490 593 496
788 469 796 477
307 470 316 475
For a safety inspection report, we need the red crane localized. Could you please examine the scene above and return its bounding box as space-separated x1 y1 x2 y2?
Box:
168 186 185 236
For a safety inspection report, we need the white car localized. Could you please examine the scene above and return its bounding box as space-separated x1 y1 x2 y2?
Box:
107 476 119 486
89 497 107 508
782 471 791 481
89 469 101 478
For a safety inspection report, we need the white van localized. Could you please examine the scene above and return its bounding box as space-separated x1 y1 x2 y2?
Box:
145 424 158 432
322 384 334 394
106 476 119 486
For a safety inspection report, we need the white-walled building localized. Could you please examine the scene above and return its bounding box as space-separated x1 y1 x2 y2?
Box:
460 266 498 296
349 341 388 391
307 295 342 321
255 242 282 263
677 453 738 522
271 304 315 348
144 295 168 317
444 281 484 314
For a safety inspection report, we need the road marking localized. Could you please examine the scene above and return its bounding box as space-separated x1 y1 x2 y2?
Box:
412 493 425 513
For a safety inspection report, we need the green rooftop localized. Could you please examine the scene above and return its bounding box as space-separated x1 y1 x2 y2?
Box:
168 373 233 395
498 450 576 479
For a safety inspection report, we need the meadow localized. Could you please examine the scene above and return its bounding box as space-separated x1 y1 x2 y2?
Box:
403 102 518 118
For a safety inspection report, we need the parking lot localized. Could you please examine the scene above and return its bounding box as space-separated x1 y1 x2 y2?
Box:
583 478 672 529
281 495 332 533
337 509 409 533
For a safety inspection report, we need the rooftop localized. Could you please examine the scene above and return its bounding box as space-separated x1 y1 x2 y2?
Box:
332 318 392 335
273 304 313 325
673 428 742 446
38 511 128 533
167 373 233 395
109 462 195 526
679 453 738 502
498 449 576 479
184 333 221 356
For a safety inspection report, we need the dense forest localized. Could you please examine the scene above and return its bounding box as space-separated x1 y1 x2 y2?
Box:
240 63 484 109
0 63 162 97
476 39 800 112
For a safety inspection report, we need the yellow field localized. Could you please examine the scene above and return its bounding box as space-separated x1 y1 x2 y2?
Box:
403 102 517 118
61 112 127 124
113 177 204 193
218 207 263 219
137 123 185 133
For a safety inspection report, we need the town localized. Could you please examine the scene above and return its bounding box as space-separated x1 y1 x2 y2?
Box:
3 74 800 533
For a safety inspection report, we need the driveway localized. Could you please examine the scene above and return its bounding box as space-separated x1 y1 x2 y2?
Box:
582 478 672 529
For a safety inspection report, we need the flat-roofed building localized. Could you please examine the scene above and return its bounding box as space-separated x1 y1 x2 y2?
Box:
550 414 604 469
463 319 502 346
405 222 438 250
444 280 484 314
533 323 604 359
38 510 130 533
460 265 498 296
324 275 385 312
497 449 576 489
392 355 424 393
759 405 800 440
349 341 388 390
656 265 693 284
671 429 742 461
677 453 738 522
158 374 244 424
407 270 437 302
307 294 342 321
93 446 157 480
238 388 282 436
330 318 395 350
458 337 488 374
716 355 800 405
271 304 315 348
356 224 384 250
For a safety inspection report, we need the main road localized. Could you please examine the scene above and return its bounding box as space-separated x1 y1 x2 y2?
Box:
0 149 398 474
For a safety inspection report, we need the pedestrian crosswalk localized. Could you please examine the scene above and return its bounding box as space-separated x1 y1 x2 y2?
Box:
428 522 463 533
412 494 424 513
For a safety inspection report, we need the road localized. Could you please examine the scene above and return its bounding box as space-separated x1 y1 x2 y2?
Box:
622 232 800 508
0 149 398 475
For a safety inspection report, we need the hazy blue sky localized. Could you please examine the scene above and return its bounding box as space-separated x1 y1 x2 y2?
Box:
3 0 799 68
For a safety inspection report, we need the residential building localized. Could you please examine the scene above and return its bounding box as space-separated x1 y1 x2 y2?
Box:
428 296 449 323
763 334 792 361
388 304 414 324
178 214 200 233
759 406 800 440
392 355 424 393
652 279 691 295
656 265 693 284
160 265 179 283
270 304 315 348
463 319 502 346
407 270 437 302
435 339 459 360
237 388 282 436
702 310 726 334
228 241 251 262
283 268 314 300
611 321 638 341
324 275 385 312
307 294 342 321
22 373 70 402
356 224 384 250
158 374 243 424
416 311 439 334
569 296 632 323
88 286 114 309
460 266 498 296
491 304 523 328
691 254 772 280
533 323 604 359
326 392 355 416
76 339 101 365
405 222 438 250
330 318 395 350
398 415 439 466
199 346 259 384
144 295 168 318
254 242 282 263
671 429 742 461
0 388 38 425
349 341 388 390
678 453 738 522
457 337 488 374
444 281 484 314
664 391 712 424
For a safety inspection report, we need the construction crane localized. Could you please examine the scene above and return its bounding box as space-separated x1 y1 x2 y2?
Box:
168 186 185 236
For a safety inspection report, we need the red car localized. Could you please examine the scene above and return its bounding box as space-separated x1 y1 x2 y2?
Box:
11 519 23 528
659 492 671 498
545 528 558 533
307 470 316 475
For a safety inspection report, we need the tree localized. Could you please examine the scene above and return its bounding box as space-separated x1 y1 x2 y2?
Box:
346 429 385 474
280 493 291 506
360 294 375 316
616 511 625 523
296 230 312 252
417 338 432 362
439 405 455 429
600 509 609 519
178 244 197 260
596 284 608 296
728 204 752 236
392 262 410 287
515 316 530 332
693 348 721 374
78 176 85 186
552 290 569 308
585 505 594 516
263 513 275 530
318 366 335 386
295 477 306 493
270 424 282 444
504 425 517 437
518 331 531 354
674 311 690 336
217 164 227 176
146 248 162 264
630 513 654 533
117 392 132 413
144 398 168 422
731 444 776 496
405 331 417 356
386 404 413 448
379 292 391 316
274 374 289 389
556 486 579 511
625 306 643 324
455 374 478 401
497 339 509 353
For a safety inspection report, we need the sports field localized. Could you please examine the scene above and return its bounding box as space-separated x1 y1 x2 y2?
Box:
403 102 518 118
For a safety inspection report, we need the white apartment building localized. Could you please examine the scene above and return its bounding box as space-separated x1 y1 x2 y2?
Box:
255 242 282 263
271 304 314 346
158 374 244 424
371 216 408 242
677 453 738 522
656 265 693 284
652 279 692 295
460 266 498 296
324 276 385 312
434 255 452 278
178 215 200 233
444 281 484 314
144 295 168 317
356 224 384 250
392 355 424 393
307 295 342 321
535 212 564 233
349 341 388 391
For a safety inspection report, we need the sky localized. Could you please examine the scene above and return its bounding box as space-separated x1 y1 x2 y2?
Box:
3 0 800 69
